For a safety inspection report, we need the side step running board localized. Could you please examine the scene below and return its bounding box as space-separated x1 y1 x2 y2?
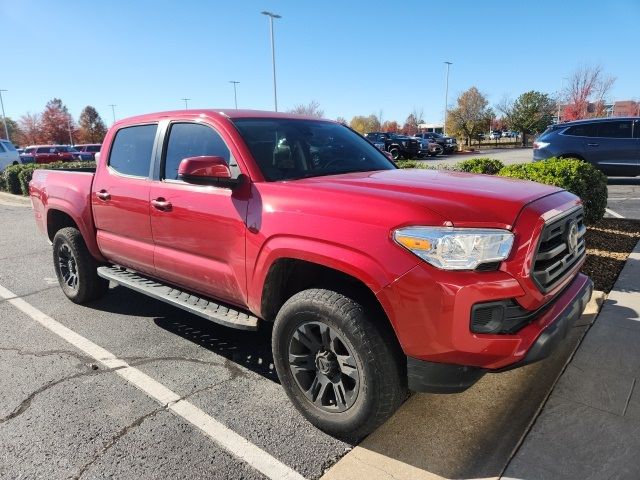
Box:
97 266 259 331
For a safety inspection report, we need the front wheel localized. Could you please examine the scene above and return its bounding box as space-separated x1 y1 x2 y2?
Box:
388 147 400 161
272 289 407 440
53 227 108 304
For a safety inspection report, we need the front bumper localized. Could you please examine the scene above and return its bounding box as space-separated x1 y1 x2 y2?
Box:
406 275 593 393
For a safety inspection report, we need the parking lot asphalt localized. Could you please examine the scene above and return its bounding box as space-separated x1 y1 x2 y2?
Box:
0 200 607 480
606 177 640 220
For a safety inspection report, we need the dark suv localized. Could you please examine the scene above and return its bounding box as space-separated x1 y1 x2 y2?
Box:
414 132 457 154
365 132 420 160
534 117 640 176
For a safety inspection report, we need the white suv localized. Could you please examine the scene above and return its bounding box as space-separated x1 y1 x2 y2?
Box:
0 139 21 170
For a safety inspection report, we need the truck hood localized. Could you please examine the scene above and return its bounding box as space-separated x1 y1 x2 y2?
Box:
292 168 563 229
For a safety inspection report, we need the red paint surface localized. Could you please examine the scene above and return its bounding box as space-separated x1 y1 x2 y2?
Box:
29 109 589 370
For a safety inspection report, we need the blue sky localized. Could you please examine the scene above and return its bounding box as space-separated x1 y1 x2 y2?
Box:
1 0 638 126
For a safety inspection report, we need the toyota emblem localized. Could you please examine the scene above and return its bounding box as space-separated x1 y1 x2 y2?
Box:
567 220 579 253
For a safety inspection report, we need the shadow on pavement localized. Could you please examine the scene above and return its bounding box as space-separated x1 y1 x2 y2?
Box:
355 323 591 479
87 286 279 383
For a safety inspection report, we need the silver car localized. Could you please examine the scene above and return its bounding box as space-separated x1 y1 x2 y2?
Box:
0 139 21 171
533 117 640 176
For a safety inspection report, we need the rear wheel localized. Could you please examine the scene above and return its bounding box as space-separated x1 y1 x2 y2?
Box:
272 288 407 440
53 227 108 303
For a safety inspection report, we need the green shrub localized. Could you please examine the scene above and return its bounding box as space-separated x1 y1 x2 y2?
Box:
22 161 96 195
499 157 607 224
395 160 459 171
1 161 96 195
2 163 25 194
456 157 505 175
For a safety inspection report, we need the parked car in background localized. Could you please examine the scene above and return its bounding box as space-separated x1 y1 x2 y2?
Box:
414 132 457 154
533 117 640 176
20 145 83 164
489 130 502 140
364 132 420 159
413 136 443 157
74 144 102 160
0 139 21 170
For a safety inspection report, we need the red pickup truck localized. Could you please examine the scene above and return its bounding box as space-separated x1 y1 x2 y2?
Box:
30 110 592 439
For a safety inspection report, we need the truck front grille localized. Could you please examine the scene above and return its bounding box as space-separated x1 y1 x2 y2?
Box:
532 206 586 292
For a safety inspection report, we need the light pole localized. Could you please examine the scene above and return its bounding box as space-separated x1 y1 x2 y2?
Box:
181 98 190 109
443 62 452 134
557 77 568 123
0 89 9 141
229 81 240 109
109 104 117 124
67 120 74 146
261 11 281 112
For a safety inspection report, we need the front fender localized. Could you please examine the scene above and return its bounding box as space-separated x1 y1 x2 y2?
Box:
247 235 416 315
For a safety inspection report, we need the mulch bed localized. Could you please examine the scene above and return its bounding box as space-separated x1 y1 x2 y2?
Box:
582 218 640 292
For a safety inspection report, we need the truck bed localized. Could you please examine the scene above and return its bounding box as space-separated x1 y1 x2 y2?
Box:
29 169 100 258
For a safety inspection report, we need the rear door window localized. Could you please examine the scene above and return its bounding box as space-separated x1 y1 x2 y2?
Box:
596 120 632 138
108 124 157 177
563 124 598 137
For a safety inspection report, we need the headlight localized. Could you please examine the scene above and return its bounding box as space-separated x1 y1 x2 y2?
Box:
393 227 514 270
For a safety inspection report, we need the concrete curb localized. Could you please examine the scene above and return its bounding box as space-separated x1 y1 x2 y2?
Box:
0 191 30 206
320 291 607 480
502 238 640 479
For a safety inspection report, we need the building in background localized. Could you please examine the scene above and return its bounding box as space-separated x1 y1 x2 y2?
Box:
417 123 444 134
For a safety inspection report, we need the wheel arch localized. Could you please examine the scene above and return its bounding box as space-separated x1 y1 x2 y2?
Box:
46 205 105 262
259 257 402 356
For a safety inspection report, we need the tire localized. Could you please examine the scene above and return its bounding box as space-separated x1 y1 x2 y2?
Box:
272 288 407 440
52 227 108 304
388 147 400 161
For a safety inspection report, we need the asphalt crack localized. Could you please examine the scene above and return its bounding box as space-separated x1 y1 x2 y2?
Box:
71 405 166 480
71 377 234 479
0 347 93 364
0 364 127 425
124 355 253 381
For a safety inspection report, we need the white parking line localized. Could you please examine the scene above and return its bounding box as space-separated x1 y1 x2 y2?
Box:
0 284 305 480
605 208 625 219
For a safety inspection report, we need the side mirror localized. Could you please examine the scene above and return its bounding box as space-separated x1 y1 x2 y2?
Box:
178 156 236 187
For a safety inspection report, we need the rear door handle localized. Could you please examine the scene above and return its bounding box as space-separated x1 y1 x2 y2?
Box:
151 198 172 212
587 143 599 147
96 190 111 201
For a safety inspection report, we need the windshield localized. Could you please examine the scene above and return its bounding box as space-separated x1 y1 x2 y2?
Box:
233 119 396 181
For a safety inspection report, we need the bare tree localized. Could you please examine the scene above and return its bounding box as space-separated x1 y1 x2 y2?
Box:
288 100 324 118
563 65 615 121
16 112 44 146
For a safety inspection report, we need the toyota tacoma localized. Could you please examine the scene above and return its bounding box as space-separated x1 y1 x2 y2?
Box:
30 109 592 439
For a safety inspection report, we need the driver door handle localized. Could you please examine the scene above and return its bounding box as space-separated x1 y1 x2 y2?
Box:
587 143 599 147
96 190 111 201
151 198 172 212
